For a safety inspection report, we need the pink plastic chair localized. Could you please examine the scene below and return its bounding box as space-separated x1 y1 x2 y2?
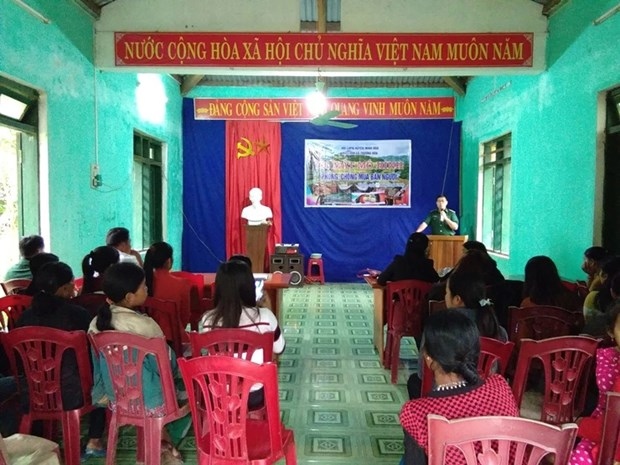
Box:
1 327 94 465
383 279 432 383
427 414 578 465
511 336 599 424
0 279 31 296
0 295 32 331
72 293 107 317
89 331 190 465
138 297 184 356
188 328 274 361
177 355 296 465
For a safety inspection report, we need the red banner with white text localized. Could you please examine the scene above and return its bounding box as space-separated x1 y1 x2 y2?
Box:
115 32 533 68
195 97 455 120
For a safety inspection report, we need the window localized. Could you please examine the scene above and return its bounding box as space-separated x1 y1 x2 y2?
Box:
0 76 39 278
133 132 163 250
478 134 512 255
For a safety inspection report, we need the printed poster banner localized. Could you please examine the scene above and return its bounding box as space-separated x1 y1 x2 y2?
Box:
305 139 411 208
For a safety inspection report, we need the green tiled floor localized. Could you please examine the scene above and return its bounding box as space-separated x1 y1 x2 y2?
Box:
79 283 415 464
279 283 411 465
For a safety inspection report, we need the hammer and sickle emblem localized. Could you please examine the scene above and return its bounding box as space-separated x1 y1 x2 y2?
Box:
236 138 254 159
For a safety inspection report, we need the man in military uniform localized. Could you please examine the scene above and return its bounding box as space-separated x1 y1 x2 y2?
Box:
415 195 459 235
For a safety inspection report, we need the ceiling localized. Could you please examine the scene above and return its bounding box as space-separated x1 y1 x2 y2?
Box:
78 0 566 95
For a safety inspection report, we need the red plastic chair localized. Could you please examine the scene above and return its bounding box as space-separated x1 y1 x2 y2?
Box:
598 391 620 465
420 337 516 397
177 355 296 465
383 279 432 383
188 328 274 361
73 277 84 295
511 336 599 424
1 327 94 465
138 297 184 356
507 305 584 343
427 414 578 465
478 337 515 377
89 331 190 465
0 295 32 331
170 271 205 299
72 293 108 318
0 279 31 296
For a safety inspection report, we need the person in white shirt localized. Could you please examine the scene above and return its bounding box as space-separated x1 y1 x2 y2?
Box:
105 227 143 267
241 187 273 226
198 259 284 408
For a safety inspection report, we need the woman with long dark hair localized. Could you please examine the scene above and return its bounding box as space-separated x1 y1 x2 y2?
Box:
521 255 580 311
143 241 193 332
377 233 439 285
198 259 285 408
80 245 119 294
399 310 518 465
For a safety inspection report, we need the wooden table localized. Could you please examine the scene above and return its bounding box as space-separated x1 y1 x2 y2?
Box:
199 272 292 320
364 275 385 361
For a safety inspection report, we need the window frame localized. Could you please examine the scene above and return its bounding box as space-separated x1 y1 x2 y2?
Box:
477 133 512 256
132 131 164 250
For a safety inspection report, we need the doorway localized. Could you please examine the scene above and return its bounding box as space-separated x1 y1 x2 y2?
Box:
602 87 620 254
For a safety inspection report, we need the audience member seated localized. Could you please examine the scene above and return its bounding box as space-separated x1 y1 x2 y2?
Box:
399 310 519 465
4 235 44 281
199 259 285 410
583 256 620 335
408 269 508 399
582 246 611 292
445 269 508 342
229 254 270 308
143 242 193 333
377 233 439 286
441 240 505 284
19 253 59 296
428 248 504 301
89 262 188 464
569 303 620 465
521 255 581 312
105 227 143 267
80 246 119 294
16 261 106 459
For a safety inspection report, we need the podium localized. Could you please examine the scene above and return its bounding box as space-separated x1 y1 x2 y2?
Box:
245 224 269 273
427 235 468 271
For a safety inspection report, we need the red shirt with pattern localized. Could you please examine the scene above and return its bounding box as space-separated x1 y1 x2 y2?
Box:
400 374 519 465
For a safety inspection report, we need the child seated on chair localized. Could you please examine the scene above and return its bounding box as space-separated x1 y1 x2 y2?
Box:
89 263 190 464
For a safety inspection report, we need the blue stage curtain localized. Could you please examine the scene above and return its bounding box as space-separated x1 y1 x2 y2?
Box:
182 96 461 282
280 119 461 282
182 99 226 272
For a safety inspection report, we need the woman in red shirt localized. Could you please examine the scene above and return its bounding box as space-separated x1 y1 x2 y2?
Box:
143 242 193 333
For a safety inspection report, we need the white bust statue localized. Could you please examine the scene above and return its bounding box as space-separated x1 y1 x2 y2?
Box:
241 187 273 225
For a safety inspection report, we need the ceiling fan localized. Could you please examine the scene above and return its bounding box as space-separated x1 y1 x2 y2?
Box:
307 80 357 129
310 109 358 129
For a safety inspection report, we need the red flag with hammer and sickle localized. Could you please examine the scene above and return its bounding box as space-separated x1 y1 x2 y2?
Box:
225 120 282 266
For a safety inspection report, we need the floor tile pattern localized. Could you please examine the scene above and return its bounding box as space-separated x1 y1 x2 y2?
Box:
77 283 413 464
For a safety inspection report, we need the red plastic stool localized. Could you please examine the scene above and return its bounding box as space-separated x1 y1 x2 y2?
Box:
306 255 325 284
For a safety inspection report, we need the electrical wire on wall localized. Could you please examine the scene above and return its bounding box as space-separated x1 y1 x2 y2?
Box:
440 120 456 196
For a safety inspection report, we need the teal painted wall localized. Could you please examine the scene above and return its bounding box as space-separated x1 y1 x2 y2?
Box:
460 0 620 280
0 0 183 274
